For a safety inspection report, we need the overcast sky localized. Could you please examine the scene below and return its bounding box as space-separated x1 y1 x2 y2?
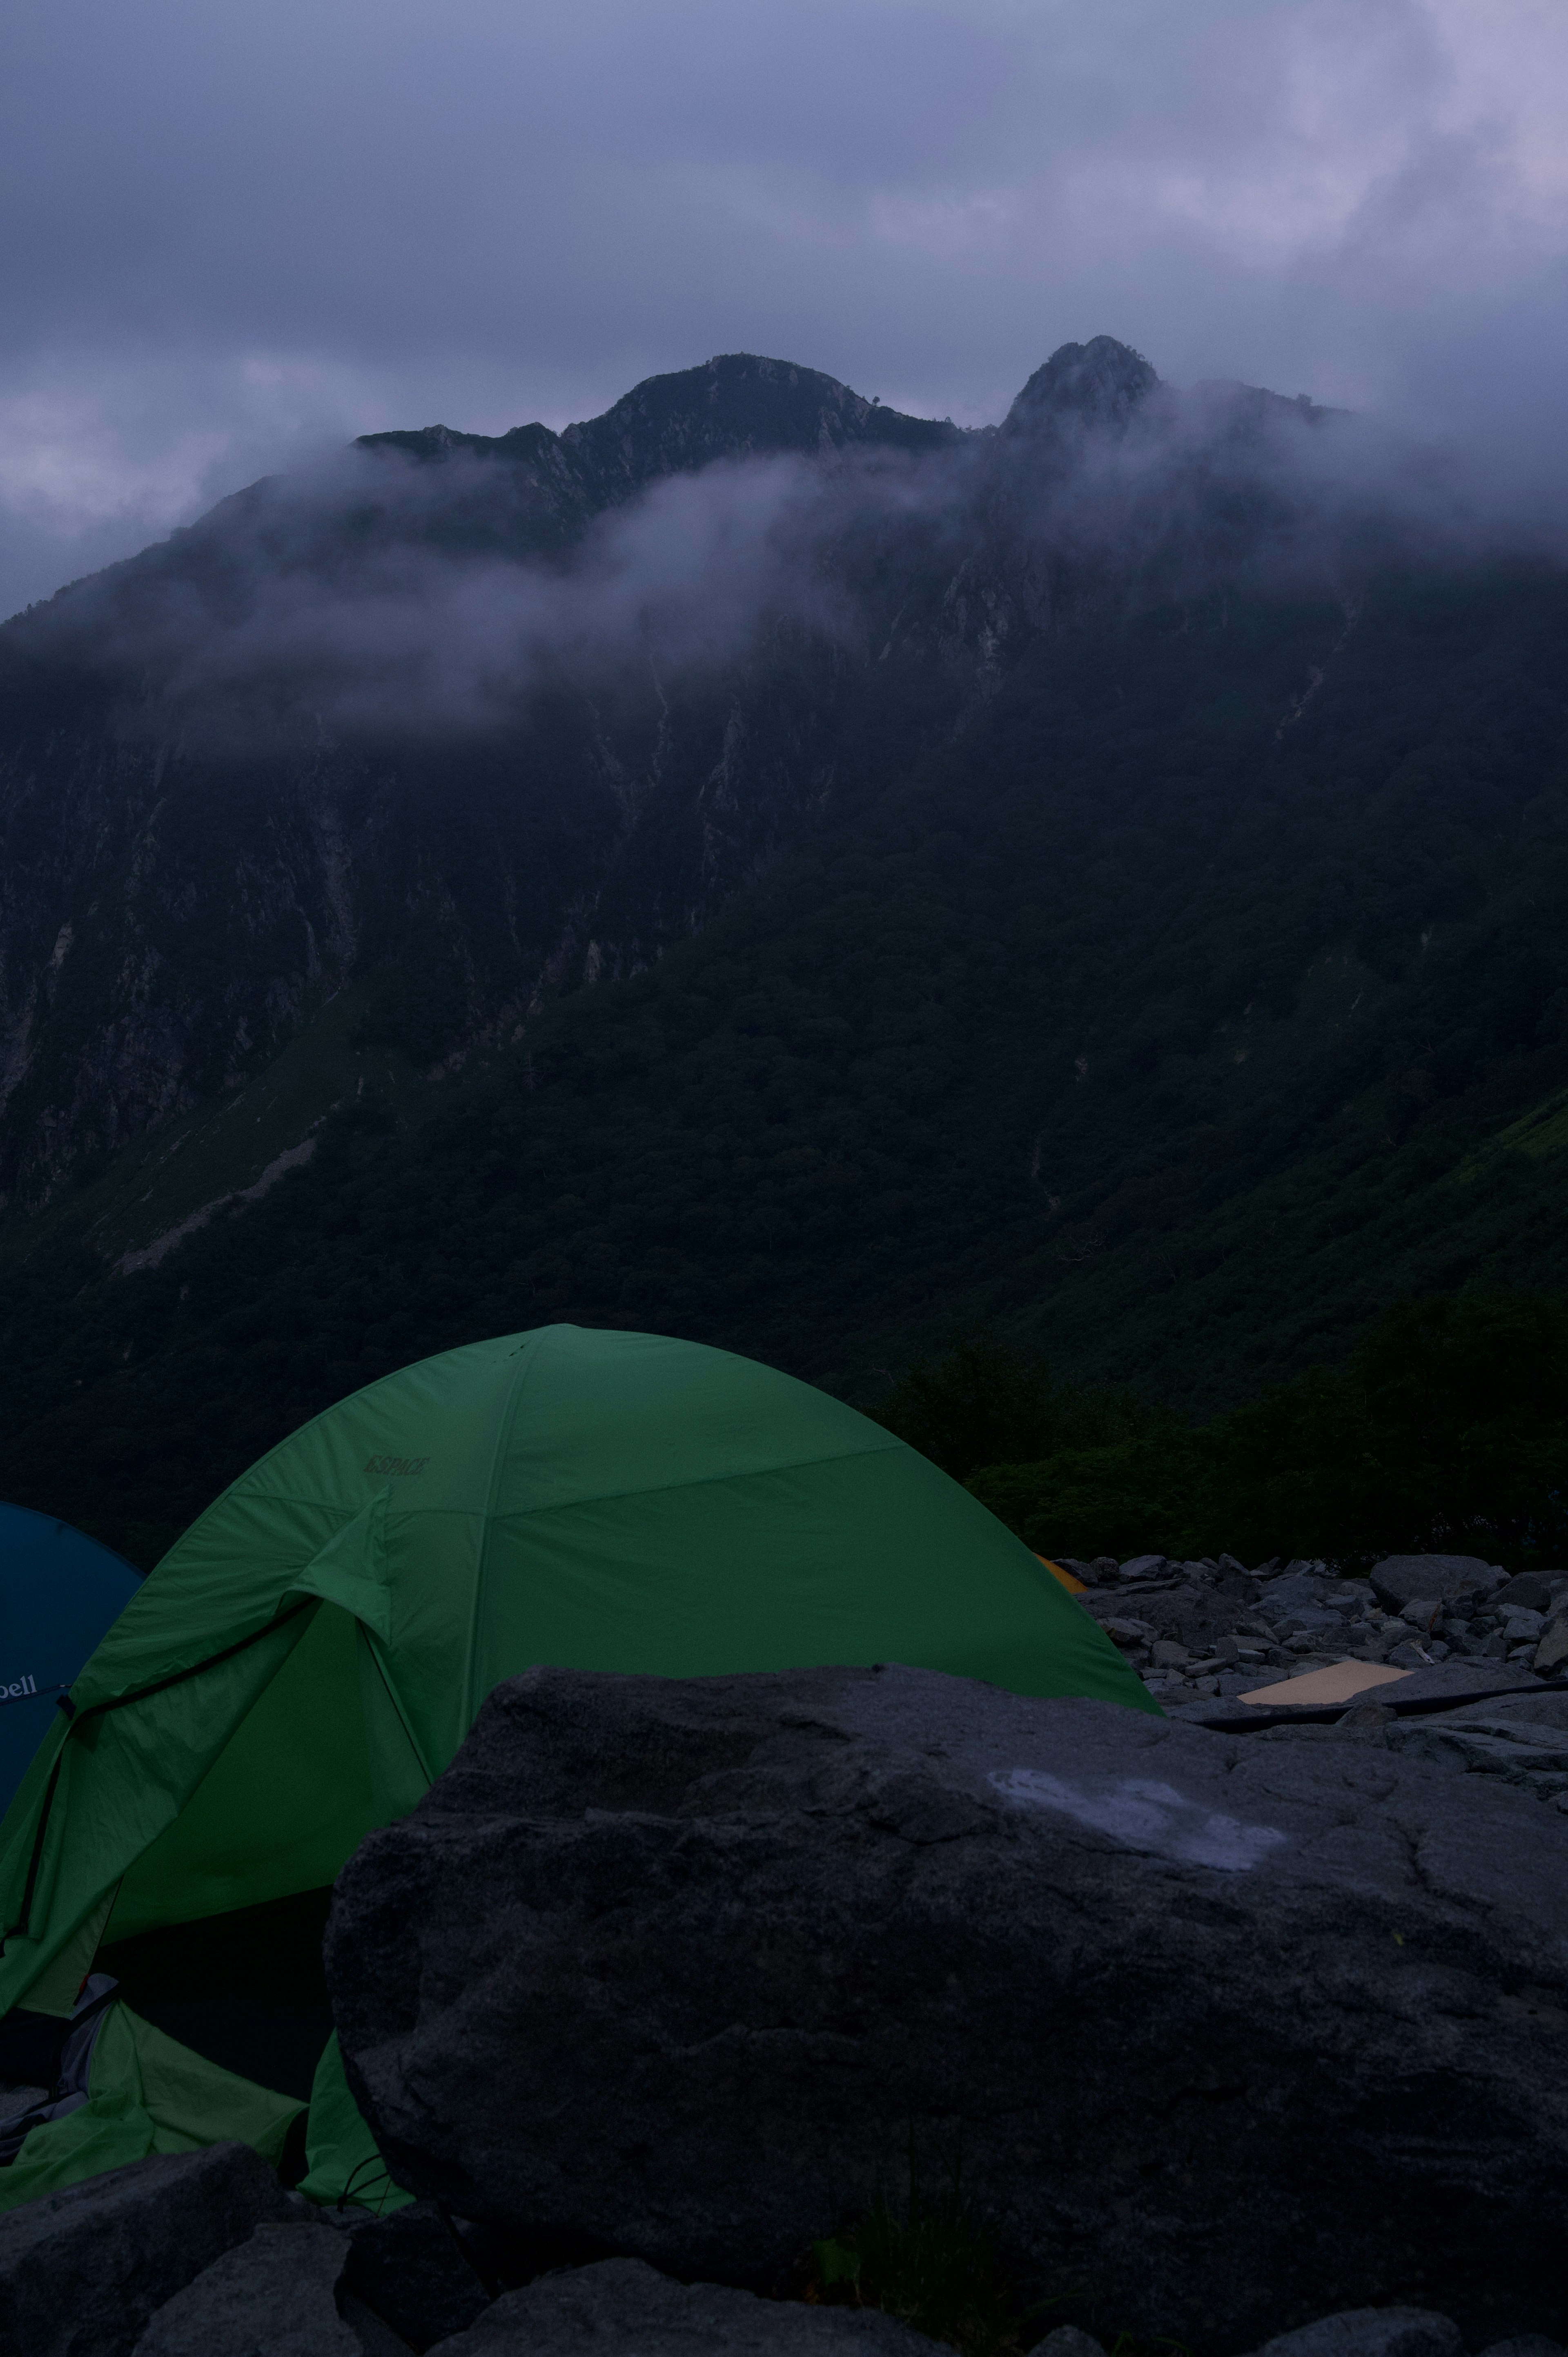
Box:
2 0 1564 619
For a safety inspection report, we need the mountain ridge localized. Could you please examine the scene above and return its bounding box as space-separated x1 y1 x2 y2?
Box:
359 348 964 486
0 335 1564 1561
0 335 1193 1208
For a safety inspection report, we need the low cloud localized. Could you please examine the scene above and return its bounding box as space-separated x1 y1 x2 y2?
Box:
24 361 1559 751
37 440 951 738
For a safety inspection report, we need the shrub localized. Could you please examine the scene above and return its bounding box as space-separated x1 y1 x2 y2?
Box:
964 1294 1568 1572
809 2141 1030 2356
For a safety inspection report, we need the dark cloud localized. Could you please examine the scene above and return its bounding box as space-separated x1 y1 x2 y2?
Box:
1 0 1564 616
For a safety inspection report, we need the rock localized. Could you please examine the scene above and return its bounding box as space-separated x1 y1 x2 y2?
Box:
1100 1618 1153 1648
1379 1664 1537 1703
1249 1725 1392 1750
1187 1663 1546 1733
1370 1557 1499 1611
1400 1600 1442 1631
133 2217 360 2355
328 1664 1568 2353
1082 1579 1256 1662
1150 1640 1190 1669
421 2257 935 2353
1256 1574 1339 1617
1490 1575 1554 1614
1447 1690 1568 1733
1503 1610 1546 1644
1386 1639 1436 1670
1535 1623 1568 1674
1117 1554 1168 1581
341 2289 420 2357
0 2141 290 2357
339 2201 491 2352
1382 1715 1568 1801
1035 2331 1109 2357
1243 2311 1463 2357
1475 2340 1568 2357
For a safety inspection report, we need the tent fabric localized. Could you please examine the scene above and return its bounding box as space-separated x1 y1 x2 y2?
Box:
1037 1556 1088 1594
0 1505 141 1817
295 2033 412 2214
0 1323 1156 2194
0 1992 301 2212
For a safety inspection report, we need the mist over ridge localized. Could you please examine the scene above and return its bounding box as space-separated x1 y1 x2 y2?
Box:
8 336 1553 746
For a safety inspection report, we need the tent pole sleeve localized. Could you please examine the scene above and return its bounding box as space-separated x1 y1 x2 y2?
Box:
0 1753 64 1953
0 1600 313 1960
64 1599 314 1728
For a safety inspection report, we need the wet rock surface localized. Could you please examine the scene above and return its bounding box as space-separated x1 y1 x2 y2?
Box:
326 1661 1568 2353
0 2140 290 2357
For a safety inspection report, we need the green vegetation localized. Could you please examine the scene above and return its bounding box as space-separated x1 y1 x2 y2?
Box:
1 553 1567 1567
867 1333 1141 1484
965 1295 1568 1570
809 2145 1031 2356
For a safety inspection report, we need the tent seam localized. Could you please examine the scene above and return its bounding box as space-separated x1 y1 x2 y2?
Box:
362 1627 436 1790
1 1600 316 1958
62 1600 316 1721
460 1329 548 1730
0 1749 65 1953
466 1438 927 1521
243 1435 909 1524
138 1334 516 1579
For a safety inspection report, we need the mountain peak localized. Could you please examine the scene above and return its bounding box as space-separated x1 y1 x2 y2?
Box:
560 353 959 495
1003 337 1159 437
356 355 961 510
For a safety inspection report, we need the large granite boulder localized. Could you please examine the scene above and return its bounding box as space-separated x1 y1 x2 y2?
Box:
0 2141 290 2357
327 1665 1568 2354
423 2257 937 2353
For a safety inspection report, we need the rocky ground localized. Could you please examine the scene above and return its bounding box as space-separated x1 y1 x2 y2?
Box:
324 1657 1567 2356
1062 1551 1568 1713
6 2150 1556 2347
6 2145 1566 2357
3 1589 1566 2357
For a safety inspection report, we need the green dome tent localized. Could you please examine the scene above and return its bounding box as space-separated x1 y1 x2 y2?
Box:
0 1325 1154 2210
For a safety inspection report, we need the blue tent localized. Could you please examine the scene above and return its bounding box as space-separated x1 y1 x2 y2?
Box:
0 1506 140 1812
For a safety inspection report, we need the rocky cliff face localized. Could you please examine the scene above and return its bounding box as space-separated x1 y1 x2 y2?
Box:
0 338 1340 1207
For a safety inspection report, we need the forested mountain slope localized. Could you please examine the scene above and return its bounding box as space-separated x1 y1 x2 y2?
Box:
1 338 1565 1563
0 354 964 1204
